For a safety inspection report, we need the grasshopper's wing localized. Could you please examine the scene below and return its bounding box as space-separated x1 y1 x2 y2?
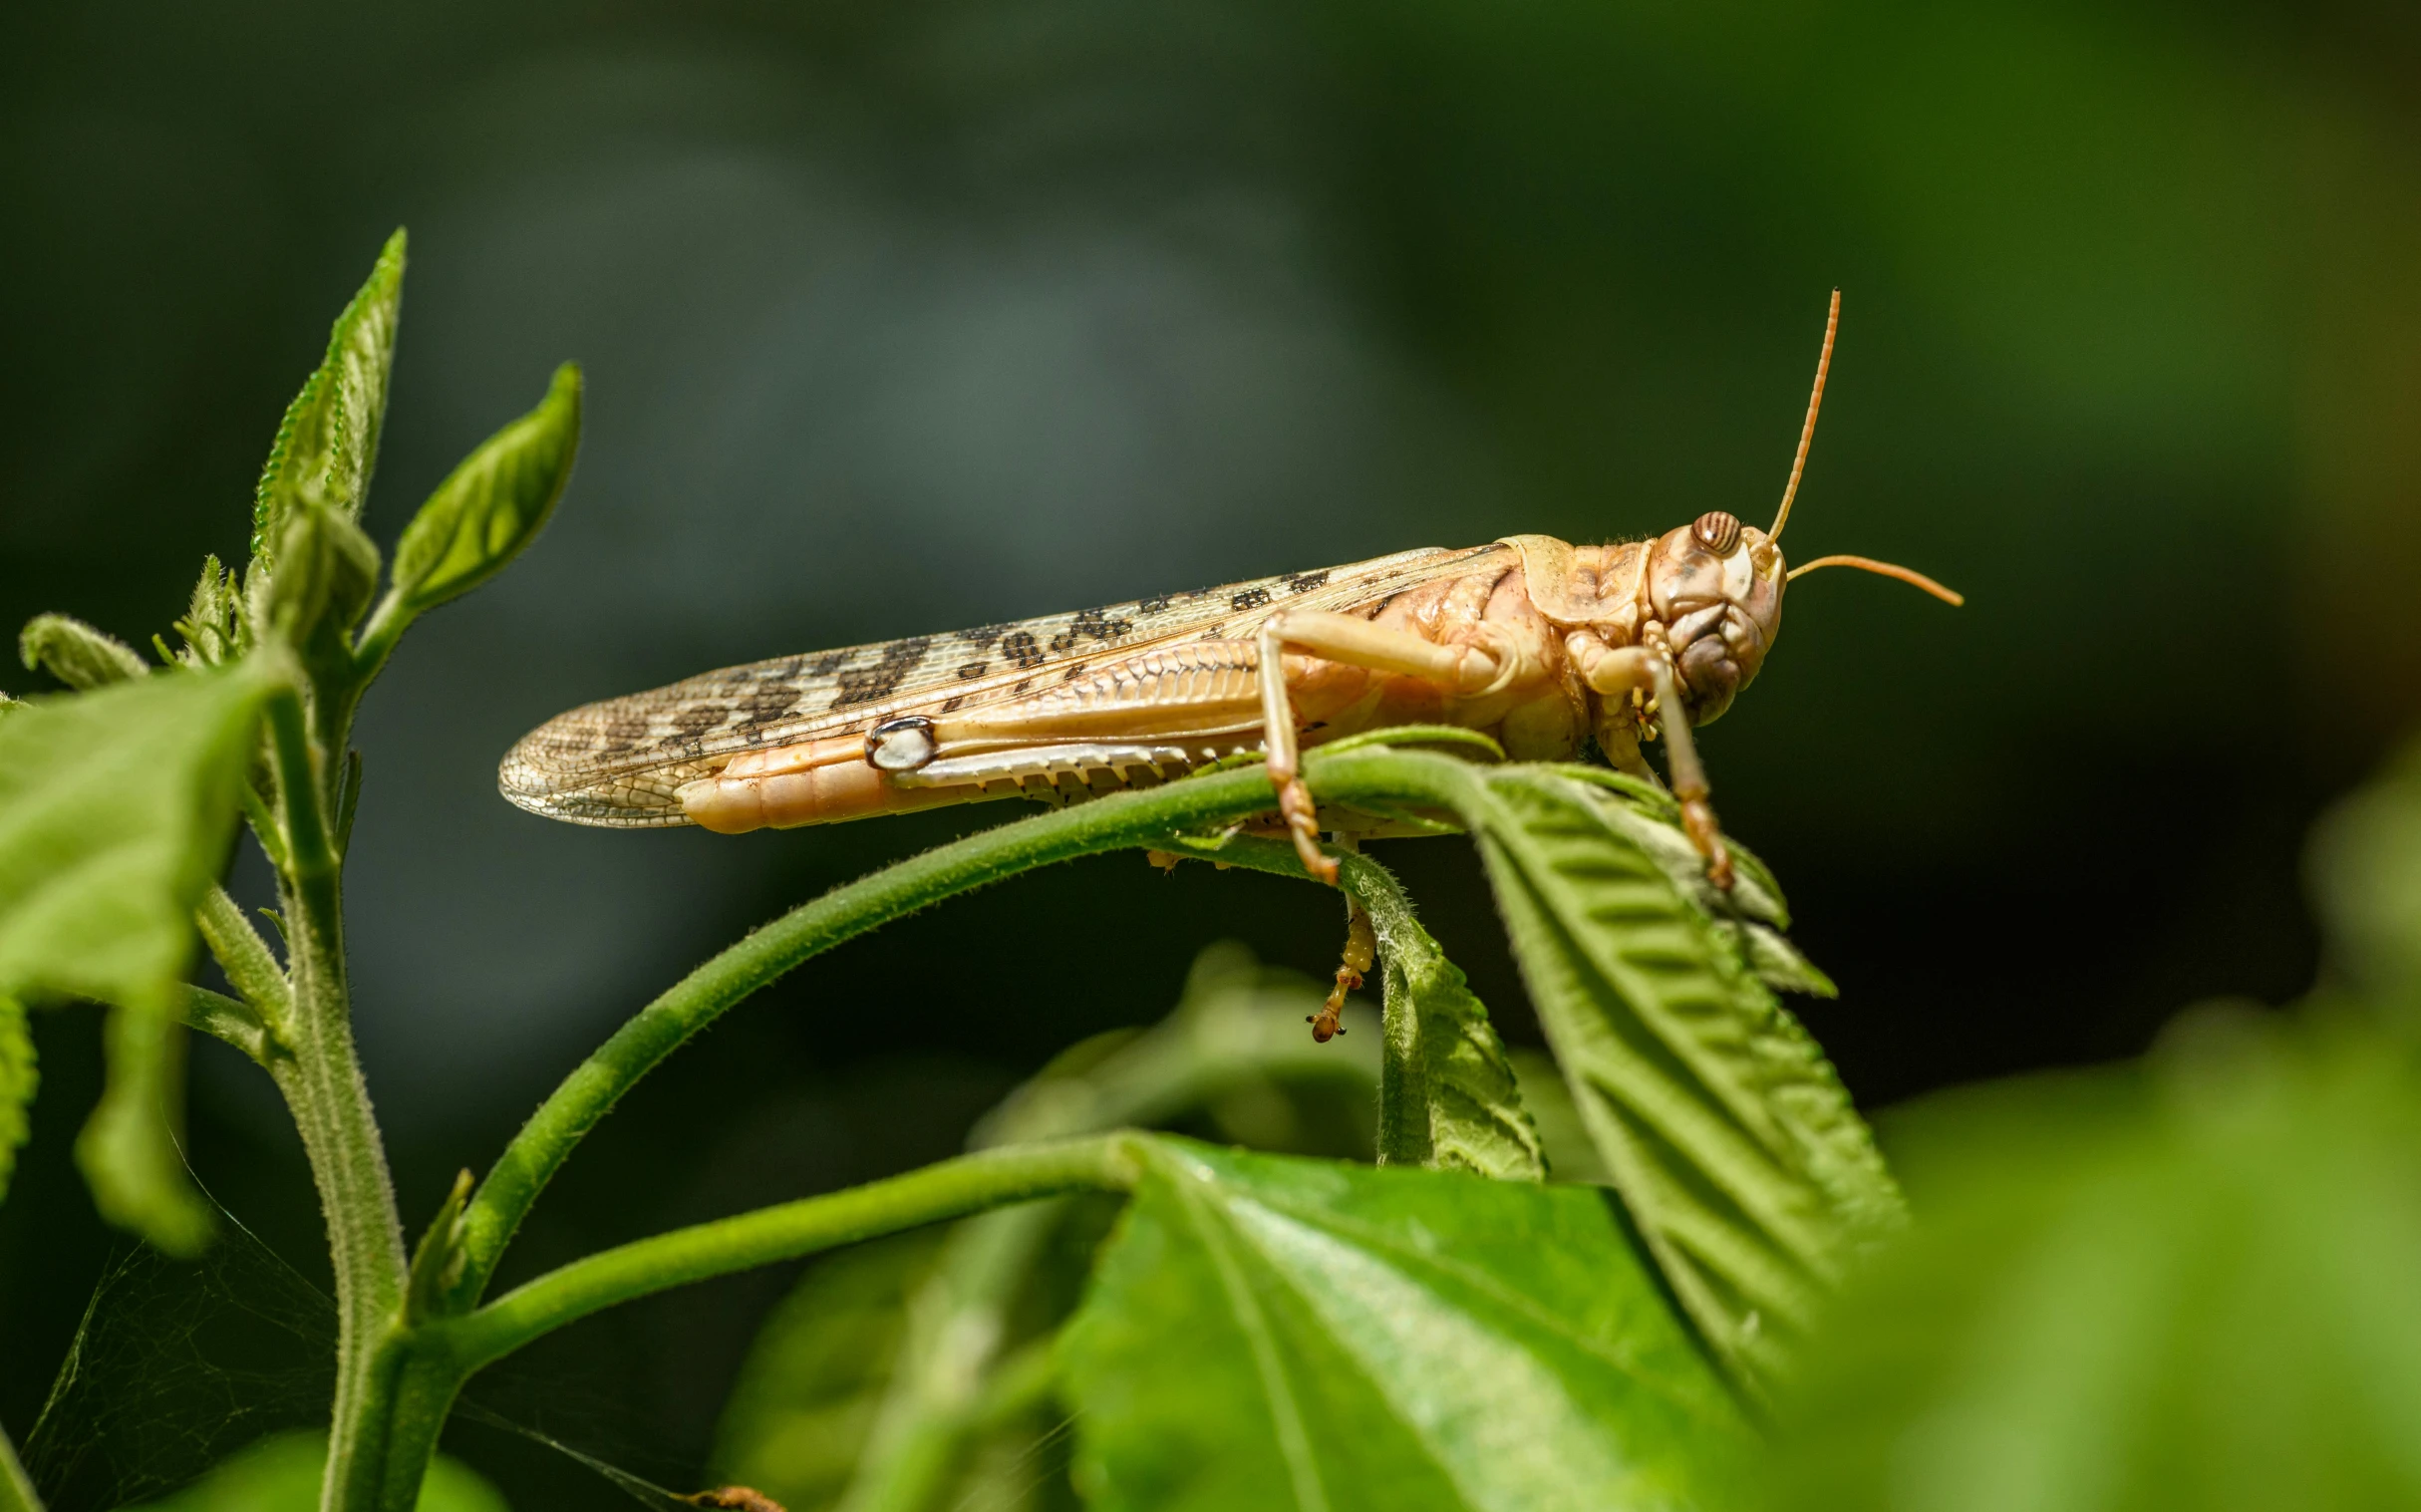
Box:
500 542 1510 826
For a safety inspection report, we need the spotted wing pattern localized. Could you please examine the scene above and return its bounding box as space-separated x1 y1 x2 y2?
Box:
499 543 1510 826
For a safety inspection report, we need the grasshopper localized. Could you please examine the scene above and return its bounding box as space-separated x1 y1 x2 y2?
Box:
502 293 1957 911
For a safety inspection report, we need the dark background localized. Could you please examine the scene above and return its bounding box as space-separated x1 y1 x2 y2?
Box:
6 0 2419 1501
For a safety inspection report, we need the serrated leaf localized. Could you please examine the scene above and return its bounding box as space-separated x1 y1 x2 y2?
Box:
20 613 148 690
0 661 278 1020
0 993 34 1209
1353 860 1545 1180
1453 765 1899 1395
1568 770 1832 1000
251 230 407 561
390 363 581 615
77 1001 211 1255
1059 1137 1754 1512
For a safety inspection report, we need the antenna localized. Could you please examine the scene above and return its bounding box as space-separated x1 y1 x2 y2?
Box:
1785 554 1965 605
1768 289 1839 542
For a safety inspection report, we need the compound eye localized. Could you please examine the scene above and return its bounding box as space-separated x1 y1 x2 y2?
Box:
1691 510 1742 555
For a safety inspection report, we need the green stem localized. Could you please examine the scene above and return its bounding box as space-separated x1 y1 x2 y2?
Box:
454 747 1482 1308
450 1134 1139 1372
359 1135 1145 1503
264 684 408 1511
452 761 1296 1306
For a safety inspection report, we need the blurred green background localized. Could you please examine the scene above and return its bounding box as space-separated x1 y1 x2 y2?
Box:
5 0 2419 1501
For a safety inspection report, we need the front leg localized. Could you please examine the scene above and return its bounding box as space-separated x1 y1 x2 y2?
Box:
1570 632 1733 889
1645 657 1733 890
1256 610 1506 884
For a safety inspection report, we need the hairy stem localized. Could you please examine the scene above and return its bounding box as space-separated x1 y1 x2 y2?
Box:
452 760 1320 1306
361 1135 1146 1501
453 1134 1140 1371
265 685 408 1511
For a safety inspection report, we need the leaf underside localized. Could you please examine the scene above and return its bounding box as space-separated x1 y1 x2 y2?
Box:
1459 766 1902 1394
0 662 276 1250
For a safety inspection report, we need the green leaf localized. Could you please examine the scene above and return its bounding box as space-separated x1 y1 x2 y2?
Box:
2305 735 2421 1011
1769 1009 2421 1512
264 503 381 650
1351 858 1545 1180
0 993 34 1209
389 363 581 616
1453 765 1899 1394
250 229 407 561
128 1428 509 1511
1059 1138 1755 1512
77 1002 211 1256
0 661 278 1019
19 612 148 690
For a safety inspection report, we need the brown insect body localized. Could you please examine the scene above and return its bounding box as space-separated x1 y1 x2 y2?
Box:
501 529 1763 826
500 292 1958 892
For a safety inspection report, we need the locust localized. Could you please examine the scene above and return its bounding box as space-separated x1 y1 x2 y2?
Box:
501 293 1958 1030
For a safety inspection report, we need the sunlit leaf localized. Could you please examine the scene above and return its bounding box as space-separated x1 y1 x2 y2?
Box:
250 229 406 561
1769 1010 2421 1512
0 993 34 1209
1059 1138 1754 1512
19 612 148 691
128 1428 507 1511
1451 764 1899 1394
389 363 581 616
0 661 279 1251
1354 861 1544 1180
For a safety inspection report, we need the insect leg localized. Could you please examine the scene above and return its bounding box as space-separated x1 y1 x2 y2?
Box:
1645 656 1734 890
1256 611 1506 884
1311 885 1377 1043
